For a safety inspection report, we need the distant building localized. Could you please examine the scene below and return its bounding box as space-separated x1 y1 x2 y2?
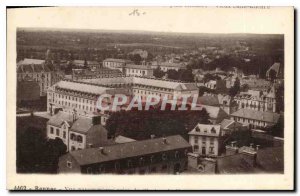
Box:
240 77 271 91
72 68 123 80
151 61 187 72
17 58 64 96
234 87 277 113
125 64 154 77
231 108 280 129
58 135 192 174
103 58 133 72
188 124 223 157
204 79 227 94
47 111 108 152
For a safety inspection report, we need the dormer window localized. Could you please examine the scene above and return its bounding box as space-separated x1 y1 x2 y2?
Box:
211 127 216 134
67 161 72 168
162 153 168 161
139 157 145 166
195 127 200 132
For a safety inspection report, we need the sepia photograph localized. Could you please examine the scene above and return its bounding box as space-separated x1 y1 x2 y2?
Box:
6 6 294 190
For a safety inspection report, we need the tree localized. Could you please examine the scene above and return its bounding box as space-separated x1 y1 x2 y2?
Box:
167 70 180 80
106 108 210 140
129 54 142 65
268 69 277 82
153 66 165 78
179 68 194 82
229 77 240 97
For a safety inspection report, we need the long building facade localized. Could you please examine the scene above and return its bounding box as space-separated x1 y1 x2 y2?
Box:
58 135 192 174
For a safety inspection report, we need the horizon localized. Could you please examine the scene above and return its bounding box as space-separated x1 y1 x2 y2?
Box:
17 27 284 37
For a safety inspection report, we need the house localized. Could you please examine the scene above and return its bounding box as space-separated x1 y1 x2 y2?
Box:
47 111 108 151
231 108 280 129
68 116 108 151
188 124 222 157
58 135 192 174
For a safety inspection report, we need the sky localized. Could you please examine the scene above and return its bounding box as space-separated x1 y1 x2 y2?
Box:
7 7 293 34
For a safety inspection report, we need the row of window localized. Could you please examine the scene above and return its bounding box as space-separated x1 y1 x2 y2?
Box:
233 117 268 127
50 127 67 139
70 133 83 143
56 100 96 112
193 145 215 154
193 136 215 145
56 94 95 104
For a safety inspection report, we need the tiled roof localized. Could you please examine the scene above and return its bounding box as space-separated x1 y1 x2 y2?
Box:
17 59 52 73
79 76 198 91
197 95 220 106
114 135 136 143
125 64 152 70
202 105 229 121
103 58 132 64
231 109 280 123
47 111 74 127
68 135 191 166
217 153 257 174
266 62 281 77
188 123 221 137
17 58 45 65
256 147 283 173
70 117 93 134
54 80 112 95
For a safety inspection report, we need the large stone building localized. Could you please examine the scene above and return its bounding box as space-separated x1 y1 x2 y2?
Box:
78 76 199 99
58 135 192 174
46 80 130 124
17 58 64 96
47 111 108 151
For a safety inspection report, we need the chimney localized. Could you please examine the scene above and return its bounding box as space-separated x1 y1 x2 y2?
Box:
162 137 168 144
256 145 260 151
241 147 257 167
99 147 105 154
250 143 254 148
150 134 155 139
225 141 238 156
